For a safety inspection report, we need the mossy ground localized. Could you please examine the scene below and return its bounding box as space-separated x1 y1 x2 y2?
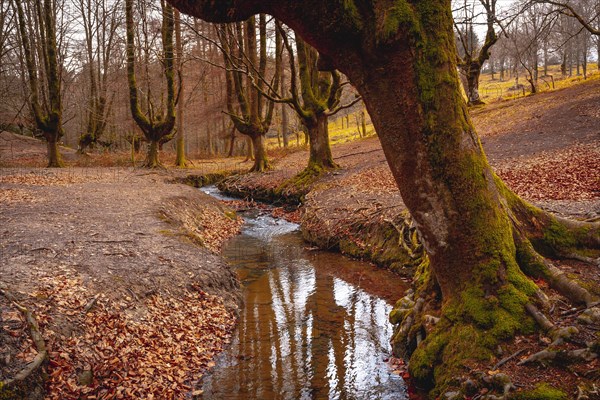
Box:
510 383 568 400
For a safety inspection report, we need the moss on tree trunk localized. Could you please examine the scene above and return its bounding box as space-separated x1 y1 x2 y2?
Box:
46 138 64 168
307 114 337 169
144 140 161 168
250 134 269 172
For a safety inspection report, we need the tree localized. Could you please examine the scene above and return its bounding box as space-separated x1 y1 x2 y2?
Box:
255 23 362 173
216 16 281 172
508 1 555 94
75 0 120 153
125 0 178 168
14 0 65 167
275 27 361 171
454 0 500 105
534 0 600 35
171 0 599 396
174 8 187 167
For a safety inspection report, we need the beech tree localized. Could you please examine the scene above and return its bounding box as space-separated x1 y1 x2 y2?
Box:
170 0 600 396
454 0 500 105
125 0 178 168
278 29 340 170
14 0 65 167
216 16 281 172
75 0 120 152
273 26 361 172
174 8 187 167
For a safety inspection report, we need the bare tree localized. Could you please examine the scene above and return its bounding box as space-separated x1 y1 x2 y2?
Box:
174 8 187 167
75 0 120 152
216 16 281 172
534 0 600 35
14 0 65 167
454 0 500 105
125 0 179 168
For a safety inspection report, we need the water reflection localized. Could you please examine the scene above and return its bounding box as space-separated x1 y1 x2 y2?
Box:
202 210 407 399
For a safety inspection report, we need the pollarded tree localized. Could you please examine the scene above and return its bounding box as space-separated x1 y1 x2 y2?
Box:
170 0 599 397
216 15 281 172
275 26 362 172
125 0 178 168
14 0 65 167
253 23 361 174
75 0 120 153
454 0 500 105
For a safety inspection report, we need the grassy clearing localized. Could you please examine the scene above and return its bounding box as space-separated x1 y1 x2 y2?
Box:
478 63 599 103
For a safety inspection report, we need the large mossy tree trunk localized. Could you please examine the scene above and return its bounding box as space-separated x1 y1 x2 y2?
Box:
307 114 336 169
46 139 63 168
146 140 161 169
464 62 483 105
250 134 269 172
171 0 599 396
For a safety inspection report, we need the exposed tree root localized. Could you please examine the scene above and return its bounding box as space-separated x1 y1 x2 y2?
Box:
515 236 596 307
518 347 597 366
564 253 600 267
387 179 599 396
0 285 48 397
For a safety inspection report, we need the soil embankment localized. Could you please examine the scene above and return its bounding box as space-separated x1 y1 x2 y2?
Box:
0 168 243 398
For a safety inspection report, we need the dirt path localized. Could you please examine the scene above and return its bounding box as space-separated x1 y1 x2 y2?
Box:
1 168 242 398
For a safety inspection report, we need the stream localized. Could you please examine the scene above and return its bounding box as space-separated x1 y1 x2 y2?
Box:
200 186 409 399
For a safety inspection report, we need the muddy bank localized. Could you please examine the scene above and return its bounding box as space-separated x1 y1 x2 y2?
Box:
0 168 243 398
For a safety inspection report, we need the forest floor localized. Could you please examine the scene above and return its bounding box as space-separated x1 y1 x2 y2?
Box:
0 168 244 398
1 77 599 399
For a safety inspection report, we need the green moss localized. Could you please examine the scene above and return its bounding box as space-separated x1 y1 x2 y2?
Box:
342 0 363 29
0 384 16 400
542 220 576 254
409 327 449 383
381 1 420 42
275 163 325 200
409 324 493 395
510 383 568 400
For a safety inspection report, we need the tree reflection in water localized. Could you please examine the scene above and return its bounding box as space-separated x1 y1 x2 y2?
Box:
201 212 407 399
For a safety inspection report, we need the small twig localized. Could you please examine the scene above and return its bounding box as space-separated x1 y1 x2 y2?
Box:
492 348 526 370
87 239 134 243
0 285 48 389
83 294 100 314
127 288 140 302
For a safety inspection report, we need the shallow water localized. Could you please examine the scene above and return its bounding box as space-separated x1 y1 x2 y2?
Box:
201 188 408 399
